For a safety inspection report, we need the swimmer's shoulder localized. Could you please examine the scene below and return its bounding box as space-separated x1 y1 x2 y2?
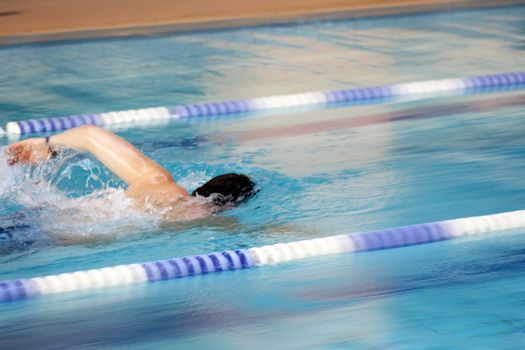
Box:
124 175 214 220
124 174 189 204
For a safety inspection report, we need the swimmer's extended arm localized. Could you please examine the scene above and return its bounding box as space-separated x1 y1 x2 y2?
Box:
7 126 176 187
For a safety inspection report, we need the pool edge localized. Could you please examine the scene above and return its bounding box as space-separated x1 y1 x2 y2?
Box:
1 0 524 46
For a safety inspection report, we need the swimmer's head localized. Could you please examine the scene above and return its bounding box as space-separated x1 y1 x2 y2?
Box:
191 173 255 208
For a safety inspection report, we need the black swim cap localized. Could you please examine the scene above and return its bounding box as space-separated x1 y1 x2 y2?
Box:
191 173 255 207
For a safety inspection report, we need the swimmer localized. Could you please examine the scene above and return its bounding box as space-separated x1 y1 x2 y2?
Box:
5 125 255 222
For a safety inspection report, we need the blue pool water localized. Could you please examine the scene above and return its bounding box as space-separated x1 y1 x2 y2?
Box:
1 5 525 349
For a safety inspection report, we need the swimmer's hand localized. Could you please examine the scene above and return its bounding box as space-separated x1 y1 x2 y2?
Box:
6 138 55 165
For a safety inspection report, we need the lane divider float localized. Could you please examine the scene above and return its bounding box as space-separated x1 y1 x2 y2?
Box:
4 72 525 135
2 209 525 302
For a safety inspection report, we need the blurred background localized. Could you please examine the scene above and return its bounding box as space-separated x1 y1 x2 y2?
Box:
1 1 525 349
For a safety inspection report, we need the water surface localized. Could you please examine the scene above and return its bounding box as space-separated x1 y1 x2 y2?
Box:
1 6 525 349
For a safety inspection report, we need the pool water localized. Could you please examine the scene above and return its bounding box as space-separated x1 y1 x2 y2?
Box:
1 5 525 349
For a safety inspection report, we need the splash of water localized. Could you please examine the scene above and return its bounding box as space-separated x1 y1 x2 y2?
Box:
0 148 159 248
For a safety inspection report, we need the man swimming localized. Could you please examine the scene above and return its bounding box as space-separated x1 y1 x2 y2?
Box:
5 125 255 222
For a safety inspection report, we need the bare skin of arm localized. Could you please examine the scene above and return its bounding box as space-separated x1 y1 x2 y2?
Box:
6 125 192 209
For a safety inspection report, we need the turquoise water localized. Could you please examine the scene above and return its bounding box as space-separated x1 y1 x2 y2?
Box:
1 5 525 349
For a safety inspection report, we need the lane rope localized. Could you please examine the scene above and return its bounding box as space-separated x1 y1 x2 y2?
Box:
4 71 525 135
2 209 525 302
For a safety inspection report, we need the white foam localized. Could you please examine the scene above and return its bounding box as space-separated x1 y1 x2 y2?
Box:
0 149 158 243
